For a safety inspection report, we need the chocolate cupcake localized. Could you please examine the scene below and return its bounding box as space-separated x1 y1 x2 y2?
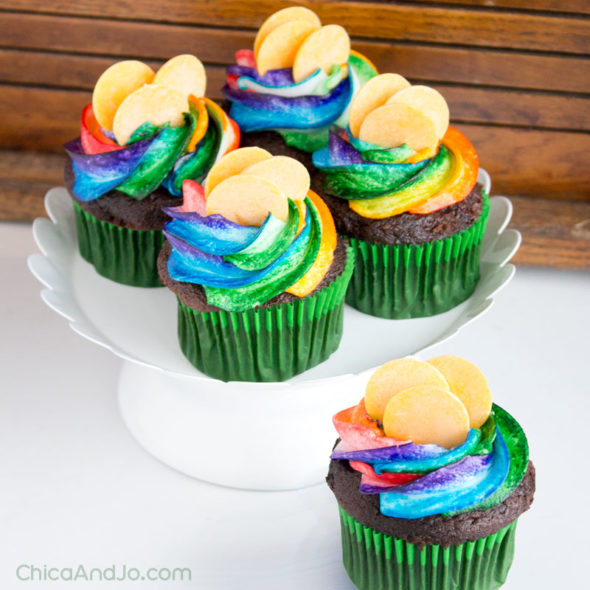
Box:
313 74 489 318
327 356 535 590
222 7 377 166
64 55 239 286
158 148 355 382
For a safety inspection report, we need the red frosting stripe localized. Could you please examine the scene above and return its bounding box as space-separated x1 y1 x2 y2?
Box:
80 104 122 155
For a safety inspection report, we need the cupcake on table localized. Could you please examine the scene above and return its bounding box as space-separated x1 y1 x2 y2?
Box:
222 6 377 167
327 356 535 590
157 147 355 382
313 74 489 318
64 55 239 287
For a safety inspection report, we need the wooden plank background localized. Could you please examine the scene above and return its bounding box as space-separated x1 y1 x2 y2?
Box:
0 1 588 267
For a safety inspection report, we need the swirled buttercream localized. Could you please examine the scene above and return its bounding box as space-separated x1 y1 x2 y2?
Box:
163 182 337 311
65 98 239 201
331 403 528 519
223 50 377 152
313 126 479 219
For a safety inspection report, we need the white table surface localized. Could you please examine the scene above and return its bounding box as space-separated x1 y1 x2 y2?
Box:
1 220 589 589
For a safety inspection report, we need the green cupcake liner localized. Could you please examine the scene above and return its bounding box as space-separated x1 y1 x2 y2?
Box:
176 247 355 382
73 203 164 287
345 195 490 319
340 508 517 590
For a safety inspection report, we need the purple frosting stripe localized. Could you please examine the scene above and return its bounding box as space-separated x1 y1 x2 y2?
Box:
227 65 295 86
328 132 364 165
64 137 152 201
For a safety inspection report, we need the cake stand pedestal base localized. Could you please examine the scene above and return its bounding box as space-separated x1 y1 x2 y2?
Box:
117 359 362 490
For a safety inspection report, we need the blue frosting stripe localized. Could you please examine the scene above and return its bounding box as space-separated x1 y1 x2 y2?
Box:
164 192 327 311
164 210 261 256
379 430 510 519
224 76 353 132
332 428 482 474
65 137 151 201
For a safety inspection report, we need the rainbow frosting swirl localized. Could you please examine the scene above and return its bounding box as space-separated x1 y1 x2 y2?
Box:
313 126 479 219
65 98 239 202
163 182 337 311
331 403 529 519
223 50 377 152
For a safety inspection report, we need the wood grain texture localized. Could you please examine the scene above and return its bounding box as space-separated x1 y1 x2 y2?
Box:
1 1 589 54
2 13 588 93
435 85 590 131
2 150 587 268
0 1 588 267
1 85 588 200
407 0 590 16
510 196 590 269
456 124 590 200
0 49 227 95
3 50 589 132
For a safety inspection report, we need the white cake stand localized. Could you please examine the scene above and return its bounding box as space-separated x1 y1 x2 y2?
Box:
28 170 520 491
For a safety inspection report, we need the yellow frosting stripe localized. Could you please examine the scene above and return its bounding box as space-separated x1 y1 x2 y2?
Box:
286 190 336 297
295 200 307 235
349 145 457 219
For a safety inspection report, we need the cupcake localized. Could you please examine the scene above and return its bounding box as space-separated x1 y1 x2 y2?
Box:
157 147 355 382
64 55 239 287
222 6 377 169
327 356 535 590
312 74 489 318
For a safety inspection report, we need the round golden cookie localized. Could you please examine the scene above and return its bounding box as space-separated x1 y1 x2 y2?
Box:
256 20 319 76
365 358 449 421
92 60 155 131
112 83 188 146
154 54 206 99
387 85 449 139
348 73 410 137
243 156 310 201
383 385 470 449
254 7 321 58
427 355 492 428
204 147 272 197
359 103 438 152
206 175 289 226
292 25 350 83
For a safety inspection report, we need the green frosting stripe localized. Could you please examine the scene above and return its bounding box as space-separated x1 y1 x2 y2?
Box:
117 112 196 198
339 508 518 590
320 145 451 200
472 414 497 456
226 200 299 271
345 194 489 318
204 197 322 311
169 111 220 194
452 405 529 515
73 202 163 287
278 127 331 153
176 247 355 382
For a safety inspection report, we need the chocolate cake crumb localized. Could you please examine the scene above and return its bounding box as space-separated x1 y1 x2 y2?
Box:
313 173 484 246
158 237 349 312
327 455 535 547
64 162 180 231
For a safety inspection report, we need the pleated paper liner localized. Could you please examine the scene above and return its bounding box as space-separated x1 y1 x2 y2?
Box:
74 203 164 288
345 194 490 319
176 247 355 382
340 508 517 590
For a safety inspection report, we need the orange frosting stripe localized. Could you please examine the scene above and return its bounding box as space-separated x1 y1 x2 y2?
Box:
408 127 479 214
334 399 383 437
285 190 337 297
186 96 209 153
